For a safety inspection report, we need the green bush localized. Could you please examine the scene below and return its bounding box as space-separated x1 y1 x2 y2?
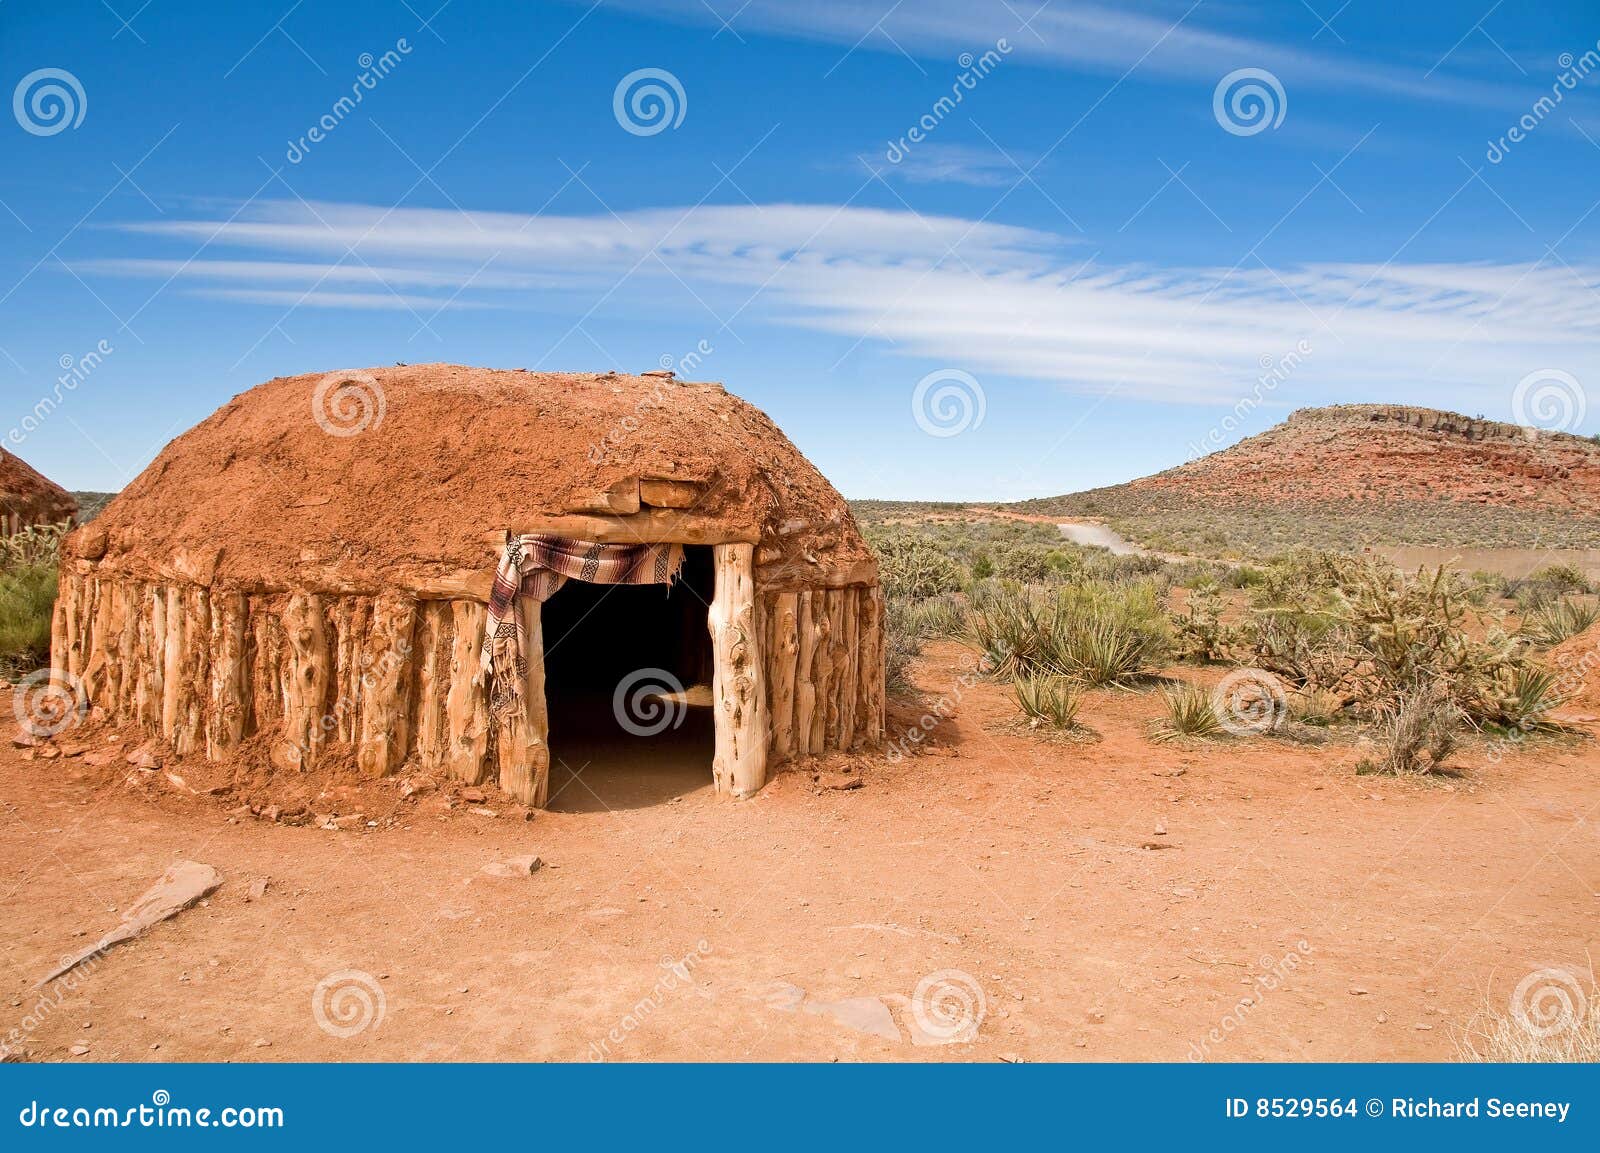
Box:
0 523 66 674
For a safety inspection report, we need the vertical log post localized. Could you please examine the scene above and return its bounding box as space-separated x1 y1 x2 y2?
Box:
497 594 550 807
768 591 798 765
446 601 491 785
277 593 330 770
710 543 768 798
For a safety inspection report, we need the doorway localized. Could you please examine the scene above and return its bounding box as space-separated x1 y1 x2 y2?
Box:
538 545 716 811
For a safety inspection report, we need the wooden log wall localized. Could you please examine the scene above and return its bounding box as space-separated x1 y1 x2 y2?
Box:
52 565 498 787
759 582 885 769
52 559 885 804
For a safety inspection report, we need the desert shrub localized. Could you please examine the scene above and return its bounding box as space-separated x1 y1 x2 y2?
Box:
0 524 66 674
1012 673 1081 729
884 598 926 696
1528 564 1592 595
1360 682 1461 775
1474 664 1571 731
990 543 1066 584
969 553 994 580
1521 597 1600 647
869 530 966 601
1153 684 1222 741
1171 581 1233 663
1289 687 1344 726
964 579 1169 685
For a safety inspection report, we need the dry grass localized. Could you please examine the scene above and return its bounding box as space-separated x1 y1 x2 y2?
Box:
1455 970 1599 1062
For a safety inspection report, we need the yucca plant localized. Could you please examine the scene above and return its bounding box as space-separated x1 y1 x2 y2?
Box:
1475 664 1572 731
1012 672 1081 729
1153 684 1223 741
1521 597 1600 647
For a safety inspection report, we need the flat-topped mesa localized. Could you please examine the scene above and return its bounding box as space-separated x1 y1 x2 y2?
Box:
1286 404 1577 445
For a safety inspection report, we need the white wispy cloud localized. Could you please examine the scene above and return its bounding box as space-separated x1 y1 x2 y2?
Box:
94 197 1600 415
602 0 1506 105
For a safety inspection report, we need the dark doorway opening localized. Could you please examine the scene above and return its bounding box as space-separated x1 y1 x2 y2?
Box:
540 545 715 811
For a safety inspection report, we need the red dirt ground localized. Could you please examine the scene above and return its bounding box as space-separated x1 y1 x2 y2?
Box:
2 643 1596 1063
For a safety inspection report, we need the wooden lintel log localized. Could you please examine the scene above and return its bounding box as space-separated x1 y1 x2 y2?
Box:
767 592 798 764
480 510 758 549
206 590 250 758
755 559 880 591
277 593 331 770
446 601 491 785
564 476 641 515
356 595 418 779
710 543 769 798
640 477 705 509
496 594 549 806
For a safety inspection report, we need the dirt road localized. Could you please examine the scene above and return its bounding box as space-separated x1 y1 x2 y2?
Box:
2 645 1595 1062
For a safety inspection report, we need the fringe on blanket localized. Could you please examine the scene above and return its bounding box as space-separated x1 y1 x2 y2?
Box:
482 534 686 718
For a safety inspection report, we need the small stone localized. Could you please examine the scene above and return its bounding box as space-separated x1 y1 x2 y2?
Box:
247 878 268 902
461 787 486 803
252 1038 271 1048
821 773 862 791
70 1043 90 1055
1376 1012 1388 1024
469 806 498 818
1153 821 1167 836
1415 1023 1433 1031
1348 986 1369 996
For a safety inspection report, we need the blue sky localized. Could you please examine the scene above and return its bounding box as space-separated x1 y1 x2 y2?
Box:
3 0 1598 499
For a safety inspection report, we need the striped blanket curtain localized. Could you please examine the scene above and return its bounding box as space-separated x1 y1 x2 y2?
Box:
482 534 686 717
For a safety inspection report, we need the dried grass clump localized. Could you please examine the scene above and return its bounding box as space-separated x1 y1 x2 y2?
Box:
1455 970 1599 1062
1359 682 1461 775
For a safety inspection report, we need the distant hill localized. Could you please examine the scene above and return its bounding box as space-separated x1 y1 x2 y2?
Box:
70 492 117 524
1016 405 1600 557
